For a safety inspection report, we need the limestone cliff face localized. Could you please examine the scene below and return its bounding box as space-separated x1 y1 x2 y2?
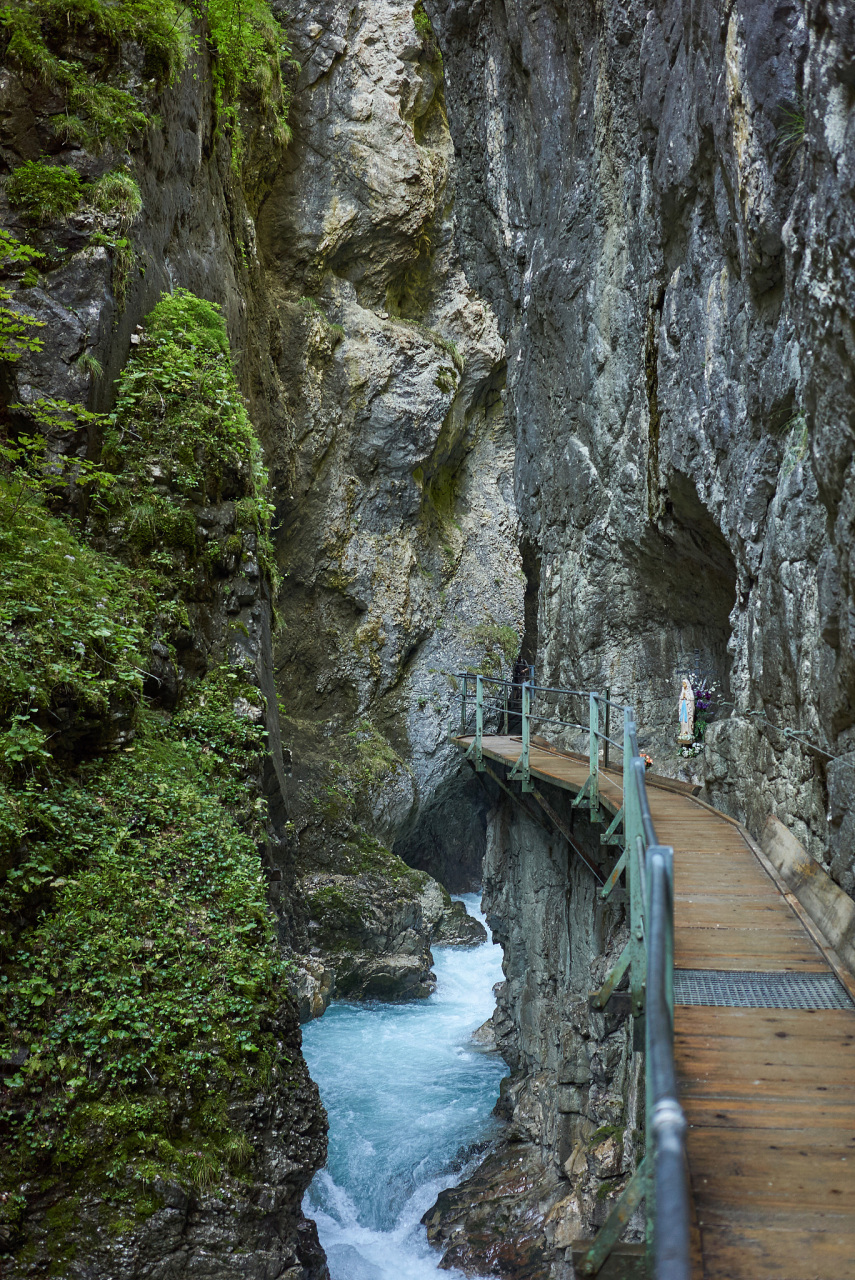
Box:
424 795 641 1279
429 0 855 895
251 0 523 987
417 2 855 1275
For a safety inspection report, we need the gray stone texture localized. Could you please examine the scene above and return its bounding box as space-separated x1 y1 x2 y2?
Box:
428 0 855 889
424 791 642 1278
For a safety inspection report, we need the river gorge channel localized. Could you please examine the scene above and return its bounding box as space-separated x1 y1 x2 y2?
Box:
301 896 508 1280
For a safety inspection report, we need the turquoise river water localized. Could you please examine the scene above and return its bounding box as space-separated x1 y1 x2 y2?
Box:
301 894 509 1280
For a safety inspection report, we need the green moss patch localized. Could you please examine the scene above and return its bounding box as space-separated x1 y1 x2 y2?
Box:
104 287 277 588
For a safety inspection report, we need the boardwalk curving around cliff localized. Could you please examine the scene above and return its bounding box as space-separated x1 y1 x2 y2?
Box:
457 734 855 1280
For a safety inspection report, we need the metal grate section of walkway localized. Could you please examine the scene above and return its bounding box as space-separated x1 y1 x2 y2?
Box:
674 967 854 1010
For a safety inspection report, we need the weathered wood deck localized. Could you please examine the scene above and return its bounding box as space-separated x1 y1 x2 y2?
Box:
457 734 855 1280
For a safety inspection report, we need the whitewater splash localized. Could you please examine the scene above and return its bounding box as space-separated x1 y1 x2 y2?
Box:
301 893 508 1280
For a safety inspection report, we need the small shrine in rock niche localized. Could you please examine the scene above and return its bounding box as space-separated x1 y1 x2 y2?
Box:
678 677 695 743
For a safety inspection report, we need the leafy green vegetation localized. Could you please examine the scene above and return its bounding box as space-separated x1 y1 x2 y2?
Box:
413 2 433 38
0 2 168 152
104 288 278 585
206 0 298 154
0 284 286 1247
412 0 440 57
6 161 83 222
0 486 146 770
0 698 286 1214
0 231 44 363
0 0 295 185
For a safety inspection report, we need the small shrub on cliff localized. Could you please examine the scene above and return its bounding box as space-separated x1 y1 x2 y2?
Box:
0 0 295 161
0 270 287 1254
0 0 182 150
0 481 146 764
0 704 286 1202
0 519 284 1224
412 1 440 57
6 160 83 221
206 0 299 153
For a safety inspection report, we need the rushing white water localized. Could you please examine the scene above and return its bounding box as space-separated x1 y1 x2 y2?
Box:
301 893 508 1280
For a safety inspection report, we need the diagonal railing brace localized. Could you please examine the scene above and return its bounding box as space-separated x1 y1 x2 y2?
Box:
531 787 605 885
577 1156 648 1277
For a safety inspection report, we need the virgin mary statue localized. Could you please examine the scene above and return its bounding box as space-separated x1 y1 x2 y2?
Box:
678 679 695 744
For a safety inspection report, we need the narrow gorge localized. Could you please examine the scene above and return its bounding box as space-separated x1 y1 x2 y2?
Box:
0 1 853 1279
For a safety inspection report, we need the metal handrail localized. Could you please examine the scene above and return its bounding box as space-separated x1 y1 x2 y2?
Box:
453 671 690 1280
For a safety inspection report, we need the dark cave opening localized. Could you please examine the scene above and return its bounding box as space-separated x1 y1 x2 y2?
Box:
633 470 739 742
393 771 490 893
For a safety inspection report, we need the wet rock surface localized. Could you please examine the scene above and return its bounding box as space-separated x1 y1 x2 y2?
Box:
429 0 855 887
424 789 642 1279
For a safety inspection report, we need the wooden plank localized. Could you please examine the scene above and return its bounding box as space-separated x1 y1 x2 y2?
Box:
677 1070 853 1100
676 1007 855 1037
696 1218 855 1280
682 1097 855 1130
677 1029 855 1063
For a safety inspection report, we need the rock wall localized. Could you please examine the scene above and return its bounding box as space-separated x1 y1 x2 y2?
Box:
429 0 855 894
0 2 517 1271
417 3 855 1275
424 789 641 1279
262 0 523 875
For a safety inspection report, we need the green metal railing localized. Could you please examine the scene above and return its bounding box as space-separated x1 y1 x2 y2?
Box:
456 673 690 1280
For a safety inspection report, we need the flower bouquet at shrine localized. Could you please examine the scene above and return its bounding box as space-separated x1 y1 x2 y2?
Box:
678 675 719 758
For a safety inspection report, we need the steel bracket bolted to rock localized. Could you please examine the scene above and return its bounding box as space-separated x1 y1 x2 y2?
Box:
577 1156 648 1276
464 673 486 772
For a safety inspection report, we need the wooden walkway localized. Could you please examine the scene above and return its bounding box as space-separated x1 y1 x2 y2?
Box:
459 735 855 1280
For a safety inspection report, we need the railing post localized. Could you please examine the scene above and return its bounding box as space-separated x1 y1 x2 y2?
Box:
589 692 600 817
474 674 484 771
520 679 532 791
604 687 611 770
623 710 646 1031
645 846 656 1271
460 674 467 736
503 680 509 736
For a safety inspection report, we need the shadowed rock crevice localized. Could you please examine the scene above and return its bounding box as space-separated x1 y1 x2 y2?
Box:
394 771 491 892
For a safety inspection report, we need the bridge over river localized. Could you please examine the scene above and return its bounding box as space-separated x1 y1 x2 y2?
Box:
453 675 855 1280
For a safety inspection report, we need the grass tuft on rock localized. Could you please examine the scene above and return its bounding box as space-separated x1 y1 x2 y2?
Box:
6 161 83 222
